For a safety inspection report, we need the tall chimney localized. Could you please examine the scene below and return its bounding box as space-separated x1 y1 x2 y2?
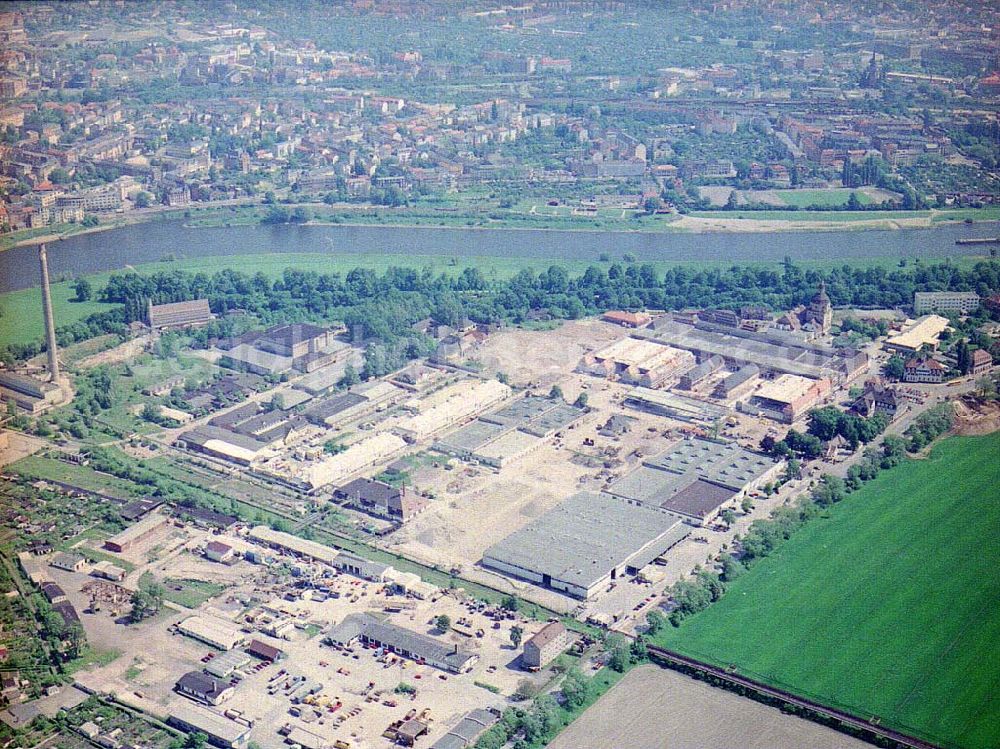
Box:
38 243 60 382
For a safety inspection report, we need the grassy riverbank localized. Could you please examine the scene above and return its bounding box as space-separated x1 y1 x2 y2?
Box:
1 249 993 350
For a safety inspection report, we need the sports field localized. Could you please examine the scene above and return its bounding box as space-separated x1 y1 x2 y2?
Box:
655 433 1000 749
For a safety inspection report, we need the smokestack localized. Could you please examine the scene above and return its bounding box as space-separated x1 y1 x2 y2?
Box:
38 243 60 382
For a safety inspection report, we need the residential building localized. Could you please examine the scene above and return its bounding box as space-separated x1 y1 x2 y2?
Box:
913 291 980 315
522 622 571 670
903 358 946 384
175 672 235 706
971 349 993 375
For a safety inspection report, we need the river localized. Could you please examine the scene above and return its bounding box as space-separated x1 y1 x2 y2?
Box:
2 219 997 293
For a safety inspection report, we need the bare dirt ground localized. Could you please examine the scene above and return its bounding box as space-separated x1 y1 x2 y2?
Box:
953 397 1000 436
672 213 935 233
0 429 47 467
77 336 149 369
548 665 872 749
473 319 623 388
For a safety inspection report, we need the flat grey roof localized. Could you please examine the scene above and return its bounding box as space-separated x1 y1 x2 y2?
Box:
607 466 690 504
435 419 510 452
482 492 685 590
481 395 557 427
644 438 776 491
661 478 735 519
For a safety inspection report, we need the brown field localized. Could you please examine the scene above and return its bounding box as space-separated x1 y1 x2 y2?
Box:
548 665 873 749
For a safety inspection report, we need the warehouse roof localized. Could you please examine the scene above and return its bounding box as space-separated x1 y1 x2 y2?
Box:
307 432 407 489
660 479 735 520
753 374 821 405
177 615 245 650
178 425 269 460
327 613 476 672
644 438 777 491
885 315 950 351
435 419 510 452
431 709 499 749
104 512 169 548
482 493 685 591
249 525 341 565
167 700 251 745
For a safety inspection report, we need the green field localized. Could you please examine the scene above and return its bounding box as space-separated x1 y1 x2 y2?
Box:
0 282 117 349
655 433 1000 749
769 187 874 208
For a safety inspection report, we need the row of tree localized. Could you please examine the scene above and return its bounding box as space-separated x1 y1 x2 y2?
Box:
4 258 997 365
663 403 955 629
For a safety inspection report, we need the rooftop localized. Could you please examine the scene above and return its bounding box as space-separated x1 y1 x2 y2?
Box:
754 374 823 405
482 492 687 591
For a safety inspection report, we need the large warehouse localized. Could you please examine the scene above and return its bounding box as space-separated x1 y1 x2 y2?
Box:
306 432 407 491
745 374 831 423
481 492 690 600
607 438 783 525
579 337 695 388
395 379 511 441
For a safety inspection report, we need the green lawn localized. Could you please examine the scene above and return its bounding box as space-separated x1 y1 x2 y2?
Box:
10 455 144 499
770 188 872 208
161 578 225 608
0 282 117 349
655 433 1000 749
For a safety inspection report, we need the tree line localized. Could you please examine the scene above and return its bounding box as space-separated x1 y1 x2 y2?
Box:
3 258 997 365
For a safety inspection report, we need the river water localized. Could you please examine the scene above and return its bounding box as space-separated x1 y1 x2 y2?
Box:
2 219 997 293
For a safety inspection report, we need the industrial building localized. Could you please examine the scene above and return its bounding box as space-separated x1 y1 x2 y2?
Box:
248 525 342 566
147 299 214 330
176 615 247 651
624 387 729 425
607 438 783 525
430 709 500 749
332 551 393 582
303 381 406 427
102 512 170 553
203 650 251 678
218 323 345 375
522 622 572 670
645 319 866 383
325 613 478 673
601 310 652 328
884 315 951 353
433 395 585 468
745 374 831 423
175 425 271 466
678 355 725 389
333 477 428 522
306 432 407 490
713 364 761 399
913 291 980 315
0 370 62 413
167 701 251 748
579 337 695 388
395 379 511 442
481 492 691 600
